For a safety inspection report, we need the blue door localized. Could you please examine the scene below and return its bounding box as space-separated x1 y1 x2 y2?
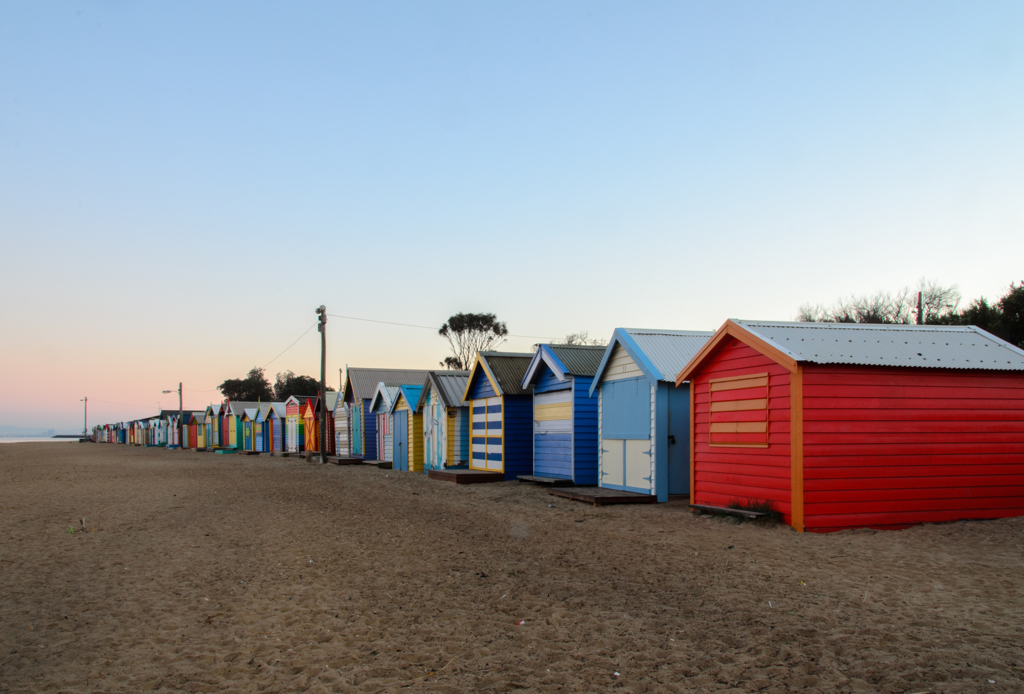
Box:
667 384 690 495
352 404 363 456
394 410 408 471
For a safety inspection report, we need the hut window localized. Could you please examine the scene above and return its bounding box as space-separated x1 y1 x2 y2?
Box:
708 372 769 448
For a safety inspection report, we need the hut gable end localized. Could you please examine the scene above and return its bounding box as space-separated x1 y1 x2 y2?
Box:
691 337 794 523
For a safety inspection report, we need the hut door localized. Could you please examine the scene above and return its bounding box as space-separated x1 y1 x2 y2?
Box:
377 414 386 458
352 405 363 456
394 410 408 471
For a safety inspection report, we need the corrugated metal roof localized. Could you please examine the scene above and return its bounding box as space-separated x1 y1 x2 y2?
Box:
225 401 260 416
428 371 470 408
624 329 716 381
370 383 401 413
735 320 1024 370
270 403 286 418
396 384 424 412
546 345 607 376
480 352 534 395
344 368 432 401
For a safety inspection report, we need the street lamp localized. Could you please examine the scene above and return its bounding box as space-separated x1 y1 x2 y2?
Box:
162 383 183 448
79 397 87 438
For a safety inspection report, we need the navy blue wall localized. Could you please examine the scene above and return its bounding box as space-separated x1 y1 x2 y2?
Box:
362 398 378 460
573 376 599 485
534 366 571 393
501 394 534 480
467 369 498 400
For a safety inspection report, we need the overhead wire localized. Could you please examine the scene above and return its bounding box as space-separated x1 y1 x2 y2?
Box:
262 322 317 369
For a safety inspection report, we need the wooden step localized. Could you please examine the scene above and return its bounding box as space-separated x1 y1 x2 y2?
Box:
428 469 504 484
548 487 656 506
517 475 574 487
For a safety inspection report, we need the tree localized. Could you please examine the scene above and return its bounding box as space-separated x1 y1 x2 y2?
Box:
797 280 960 325
273 370 334 401
438 312 508 369
561 330 605 346
934 281 1024 348
218 367 274 401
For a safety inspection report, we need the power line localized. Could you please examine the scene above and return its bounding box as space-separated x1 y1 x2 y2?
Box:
325 313 559 340
262 323 317 369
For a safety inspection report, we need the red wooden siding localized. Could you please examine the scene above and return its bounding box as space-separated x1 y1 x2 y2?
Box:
692 338 793 522
803 365 1024 531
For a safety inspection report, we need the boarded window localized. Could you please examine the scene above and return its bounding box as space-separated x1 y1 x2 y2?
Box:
709 373 769 447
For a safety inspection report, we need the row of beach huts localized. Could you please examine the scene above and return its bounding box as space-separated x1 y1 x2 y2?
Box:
93 319 1024 533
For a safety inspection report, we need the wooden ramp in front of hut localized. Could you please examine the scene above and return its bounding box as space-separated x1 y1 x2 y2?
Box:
428 469 504 485
326 456 365 466
548 487 656 506
518 475 574 487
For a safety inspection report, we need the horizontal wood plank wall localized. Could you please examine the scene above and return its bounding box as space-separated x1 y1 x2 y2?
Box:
603 344 644 381
502 395 535 480
693 338 793 522
363 398 378 460
803 366 1024 531
573 376 599 485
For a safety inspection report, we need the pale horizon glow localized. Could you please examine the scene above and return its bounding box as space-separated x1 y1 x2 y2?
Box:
1 1 1022 429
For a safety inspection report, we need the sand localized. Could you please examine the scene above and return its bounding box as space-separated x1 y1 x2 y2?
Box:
0 443 1021 693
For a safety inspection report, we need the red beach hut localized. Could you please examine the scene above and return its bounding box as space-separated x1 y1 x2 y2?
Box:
677 320 1024 533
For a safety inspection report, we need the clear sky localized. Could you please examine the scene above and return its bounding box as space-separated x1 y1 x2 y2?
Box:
2 1 1022 429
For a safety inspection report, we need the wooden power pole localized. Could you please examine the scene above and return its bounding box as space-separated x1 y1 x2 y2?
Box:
316 305 328 464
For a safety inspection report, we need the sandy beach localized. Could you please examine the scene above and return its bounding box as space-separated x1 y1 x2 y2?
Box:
1 443 1021 693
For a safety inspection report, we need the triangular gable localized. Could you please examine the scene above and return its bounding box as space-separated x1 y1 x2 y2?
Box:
521 345 569 388
675 319 798 385
414 379 433 413
589 329 662 397
389 385 424 414
461 354 503 401
369 383 393 413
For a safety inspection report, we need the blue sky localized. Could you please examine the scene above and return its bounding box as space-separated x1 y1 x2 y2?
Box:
2 1 1022 428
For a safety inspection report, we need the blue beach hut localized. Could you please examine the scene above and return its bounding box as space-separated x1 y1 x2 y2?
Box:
520 345 607 484
388 384 424 472
589 329 714 501
461 352 535 479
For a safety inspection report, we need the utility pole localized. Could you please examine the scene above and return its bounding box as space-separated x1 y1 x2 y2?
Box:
316 305 328 464
917 291 924 325
80 397 87 437
162 383 183 448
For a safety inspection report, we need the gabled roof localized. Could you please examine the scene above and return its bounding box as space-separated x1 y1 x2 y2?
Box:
590 328 715 396
343 368 432 403
522 344 607 388
224 401 260 416
255 403 274 421
369 383 401 413
389 384 424 414
243 408 259 420
191 412 206 424
677 319 1024 383
417 371 470 410
270 403 286 418
460 351 534 400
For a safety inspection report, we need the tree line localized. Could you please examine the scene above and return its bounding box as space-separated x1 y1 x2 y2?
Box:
798 280 1024 348
218 368 333 402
